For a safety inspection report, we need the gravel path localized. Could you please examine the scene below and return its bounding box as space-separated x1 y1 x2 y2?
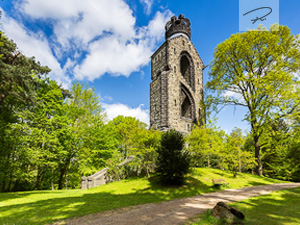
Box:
63 183 300 225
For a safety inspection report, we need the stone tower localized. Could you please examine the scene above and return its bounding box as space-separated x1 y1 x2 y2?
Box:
150 14 204 133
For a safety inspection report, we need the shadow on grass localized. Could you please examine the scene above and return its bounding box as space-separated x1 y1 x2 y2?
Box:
230 187 300 225
209 170 234 179
190 188 300 225
0 191 61 203
0 176 213 225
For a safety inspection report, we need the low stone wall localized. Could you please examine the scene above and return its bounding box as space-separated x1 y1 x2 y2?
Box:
81 156 134 189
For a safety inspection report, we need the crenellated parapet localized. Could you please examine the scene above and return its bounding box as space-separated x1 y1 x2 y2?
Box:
165 14 191 40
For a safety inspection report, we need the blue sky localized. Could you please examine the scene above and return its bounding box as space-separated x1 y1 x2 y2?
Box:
1 0 300 133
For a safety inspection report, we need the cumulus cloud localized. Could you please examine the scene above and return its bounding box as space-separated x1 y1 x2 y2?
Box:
102 103 149 125
140 0 155 15
1 0 172 87
73 9 172 80
0 9 71 88
74 36 152 80
3 0 172 82
21 0 136 45
223 90 245 103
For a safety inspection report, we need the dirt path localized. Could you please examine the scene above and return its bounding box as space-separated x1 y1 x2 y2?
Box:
63 183 300 225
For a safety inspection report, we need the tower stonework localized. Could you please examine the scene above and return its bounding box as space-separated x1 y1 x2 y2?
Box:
150 15 204 133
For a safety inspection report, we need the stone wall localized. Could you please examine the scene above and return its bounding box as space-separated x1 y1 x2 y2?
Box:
150 34 204 133
81 156 134 189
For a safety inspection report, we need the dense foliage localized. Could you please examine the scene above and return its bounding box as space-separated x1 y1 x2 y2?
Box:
0 32 162 191
156 129 191 185
1 23 300 192
206 25 300 175
187 125 256 177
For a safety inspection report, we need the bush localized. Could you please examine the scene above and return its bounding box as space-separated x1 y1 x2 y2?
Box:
156 129 190 185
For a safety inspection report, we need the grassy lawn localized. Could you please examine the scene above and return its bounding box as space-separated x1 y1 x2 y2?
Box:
0 168 286 225
190 187 300 225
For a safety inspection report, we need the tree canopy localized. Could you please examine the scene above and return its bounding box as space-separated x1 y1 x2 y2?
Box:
206 25 300 175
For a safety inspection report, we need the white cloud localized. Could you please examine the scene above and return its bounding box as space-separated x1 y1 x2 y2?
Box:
1 1 172 84
74 36 152 80
140 0 155 15
21 0 136 45
102 103 149 125
0 9 71 88
223 90 249 107
74 10 172 80
224 90 243 101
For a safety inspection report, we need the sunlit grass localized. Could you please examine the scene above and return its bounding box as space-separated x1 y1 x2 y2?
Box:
0 168 288 225
190 187 300 225
230 187 300 225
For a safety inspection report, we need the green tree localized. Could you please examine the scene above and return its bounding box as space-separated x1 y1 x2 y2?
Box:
57 82 110 189
187 123 224 168
206 25 300 175
287 133 300 181
221 128 255 177
156 129 190 185
0 31 3 59
0 34 50 108
108 116 147 159
0 33 50 191
131 128 161 177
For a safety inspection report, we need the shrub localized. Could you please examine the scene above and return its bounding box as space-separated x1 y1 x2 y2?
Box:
156 129 190 185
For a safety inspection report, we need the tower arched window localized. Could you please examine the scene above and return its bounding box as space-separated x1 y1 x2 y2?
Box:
180 55 191 87
181 89 192 119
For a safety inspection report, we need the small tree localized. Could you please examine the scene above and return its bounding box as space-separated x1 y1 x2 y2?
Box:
156 129 190 185
187 123 224 168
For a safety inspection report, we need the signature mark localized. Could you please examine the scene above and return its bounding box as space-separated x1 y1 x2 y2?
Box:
243 7 272 24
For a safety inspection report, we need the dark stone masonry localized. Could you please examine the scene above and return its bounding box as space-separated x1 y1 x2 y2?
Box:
150 14 204 133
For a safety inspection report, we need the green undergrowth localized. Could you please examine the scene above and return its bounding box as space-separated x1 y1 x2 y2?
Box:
189 187 300 225
0 168 288 225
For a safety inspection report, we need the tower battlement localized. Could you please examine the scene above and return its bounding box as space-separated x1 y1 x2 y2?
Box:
165 14 191 40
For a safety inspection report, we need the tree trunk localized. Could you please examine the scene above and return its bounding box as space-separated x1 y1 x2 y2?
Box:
58 167 66 190
1 150 12 191
8 171 13 191
51 168 54 190
65 170 68 190
1 176 6 192
254 135 263 176
36 166 43 190
239 149 241 173
207 155 210 168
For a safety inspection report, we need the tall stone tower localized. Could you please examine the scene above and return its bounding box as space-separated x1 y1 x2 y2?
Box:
150 14 204 133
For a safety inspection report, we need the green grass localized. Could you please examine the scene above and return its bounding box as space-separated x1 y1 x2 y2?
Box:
0 168 287 225
190 187 300 225
189 210 221 225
